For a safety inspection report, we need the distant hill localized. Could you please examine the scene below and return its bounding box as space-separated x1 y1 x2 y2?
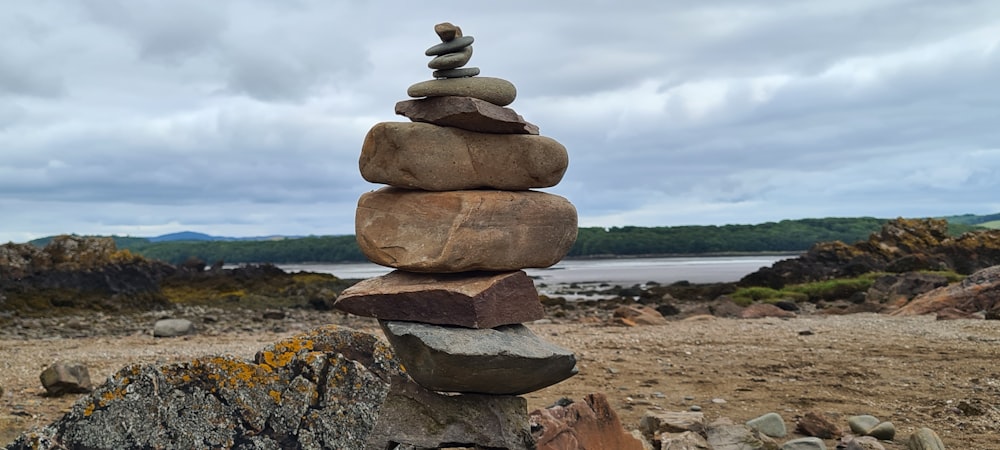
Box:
941 213 1000 226
148 231 302 242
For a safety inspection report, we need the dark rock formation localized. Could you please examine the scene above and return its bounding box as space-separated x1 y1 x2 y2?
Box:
741 218 1000 289
0 235 350 317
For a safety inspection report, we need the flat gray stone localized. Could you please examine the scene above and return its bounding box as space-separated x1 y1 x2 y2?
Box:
360 121 562 190
395 96 539 134
781 437 827 450
335 270 544 329
379 321 577 395
153 318 194 337
408 76 516 106
839 435 886 450
906 427 945 450
746 412 787 438
433 67 480 78
638 410 705 441
428 46 472 70
425 35 474 56
658 430 710 449
356 188 578 273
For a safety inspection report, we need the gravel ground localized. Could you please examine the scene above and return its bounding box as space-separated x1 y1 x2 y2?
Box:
2 311 999 448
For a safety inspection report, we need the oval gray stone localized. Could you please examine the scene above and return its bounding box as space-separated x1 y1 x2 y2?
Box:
433 67 480 78
866 421 895 440
153 318 195 337
906 427 945 450
425 35 474 56
428 46 473 70
355 188 578 273
746 412 786 438
379 320 577 394
848 415 880 434
360 122 565 191
781 437 827 450
408 76 516 106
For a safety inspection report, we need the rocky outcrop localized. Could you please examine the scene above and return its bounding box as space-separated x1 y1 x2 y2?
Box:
0 236 350 317
891 265 1000 316
741 218 1000 289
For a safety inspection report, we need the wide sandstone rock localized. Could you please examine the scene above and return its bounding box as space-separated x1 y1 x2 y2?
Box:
360 122 564 191
356 188 578 273
335 270 544 328
395 96 539 134
380 320 577 395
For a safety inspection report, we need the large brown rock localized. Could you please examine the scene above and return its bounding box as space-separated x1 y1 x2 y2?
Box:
892 265 1000 316
334 270 544 328
356 188 578 273
530 393 647 450
359 122 563 191
395 96 539 134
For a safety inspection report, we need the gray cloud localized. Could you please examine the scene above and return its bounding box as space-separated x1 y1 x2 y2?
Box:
1 0 998 242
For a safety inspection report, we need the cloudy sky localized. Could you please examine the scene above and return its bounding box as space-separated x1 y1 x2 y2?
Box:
3 1 999 243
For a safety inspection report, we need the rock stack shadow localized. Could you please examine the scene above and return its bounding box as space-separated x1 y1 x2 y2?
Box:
335 21 579 448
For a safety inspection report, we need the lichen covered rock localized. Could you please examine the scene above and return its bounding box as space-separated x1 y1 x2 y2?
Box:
8 326 402 449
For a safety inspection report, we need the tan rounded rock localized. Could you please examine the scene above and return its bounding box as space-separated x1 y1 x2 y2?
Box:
360 122 565 191
407 77 516 106
355 188 578 272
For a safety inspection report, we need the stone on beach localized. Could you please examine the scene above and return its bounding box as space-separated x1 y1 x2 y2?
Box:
434 22 462 41
40 361 92 396
433 67 480 78
334 270 544 329
530 393 647 450
408 76 517 106
379 320 578 395
395 96 539 134
356 188 578 273
153 318 195 337
359 121 563 191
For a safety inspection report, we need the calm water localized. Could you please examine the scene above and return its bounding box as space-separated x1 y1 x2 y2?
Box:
278 254 796 286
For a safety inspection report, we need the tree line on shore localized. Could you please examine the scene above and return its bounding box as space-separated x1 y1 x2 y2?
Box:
50 216 981 265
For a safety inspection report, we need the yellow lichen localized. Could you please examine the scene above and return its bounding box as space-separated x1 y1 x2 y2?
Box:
83 402 95 417
268 390 282 404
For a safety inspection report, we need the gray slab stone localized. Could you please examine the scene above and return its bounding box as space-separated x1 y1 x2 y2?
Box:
408 76 516 106
395 96 539 134
380 320 577 395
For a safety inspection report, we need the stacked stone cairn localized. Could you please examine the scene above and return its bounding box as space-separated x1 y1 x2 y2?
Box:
335 22 578 446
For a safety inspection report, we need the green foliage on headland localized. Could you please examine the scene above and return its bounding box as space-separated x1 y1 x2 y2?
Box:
26 215 990 265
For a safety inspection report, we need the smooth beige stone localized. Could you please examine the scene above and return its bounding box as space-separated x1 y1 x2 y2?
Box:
360 122 565 191
407 77 516 106
355 188 578 273
434 22 462 41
